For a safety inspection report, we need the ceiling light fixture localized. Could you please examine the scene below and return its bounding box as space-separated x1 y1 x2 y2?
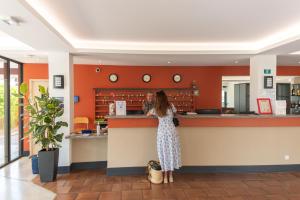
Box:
234 60 239 64
0 16 20 26
167 61 171 64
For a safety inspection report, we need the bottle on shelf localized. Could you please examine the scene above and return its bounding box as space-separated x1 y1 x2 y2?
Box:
292 87 296 96
96 122 101 136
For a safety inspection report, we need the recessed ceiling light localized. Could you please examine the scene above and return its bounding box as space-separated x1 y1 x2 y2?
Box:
0 16 20 26
234 60 239 64
167 61 171 64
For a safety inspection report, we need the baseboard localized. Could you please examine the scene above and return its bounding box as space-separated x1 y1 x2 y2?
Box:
71 161 107 170
58 161 107 174
107 164 300 176
176 165 300 173
107 167 146 176
58 166 71 174
22 151 30 157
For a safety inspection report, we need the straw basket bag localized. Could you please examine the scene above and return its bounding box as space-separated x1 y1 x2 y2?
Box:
147 160 163 184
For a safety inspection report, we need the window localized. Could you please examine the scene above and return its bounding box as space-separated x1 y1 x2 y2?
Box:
0 55 23 167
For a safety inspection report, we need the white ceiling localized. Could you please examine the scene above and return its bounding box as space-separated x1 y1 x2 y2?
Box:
22 0 300 53
25 0 300 43
1 0 300 65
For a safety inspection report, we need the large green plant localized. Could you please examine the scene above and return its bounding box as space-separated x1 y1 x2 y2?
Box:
18 83 68 151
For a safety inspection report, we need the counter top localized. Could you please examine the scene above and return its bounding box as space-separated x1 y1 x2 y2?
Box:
106 114 300 119
107 114 300 128
66 133 108 139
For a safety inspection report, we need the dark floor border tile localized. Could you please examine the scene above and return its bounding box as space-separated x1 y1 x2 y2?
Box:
71 161 107 170
58 161 107 174
107 167 146 176
107 164 300 176
58 166 71 174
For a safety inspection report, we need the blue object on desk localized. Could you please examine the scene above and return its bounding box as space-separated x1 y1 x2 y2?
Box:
81 129 93 134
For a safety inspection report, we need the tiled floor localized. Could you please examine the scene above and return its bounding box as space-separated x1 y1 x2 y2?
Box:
0 157 55 200
33 169 300 200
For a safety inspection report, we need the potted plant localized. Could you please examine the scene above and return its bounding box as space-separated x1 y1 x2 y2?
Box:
18 83 68 182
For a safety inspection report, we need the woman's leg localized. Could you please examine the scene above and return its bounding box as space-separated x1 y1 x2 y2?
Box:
163 171 168 183
169 171 174 183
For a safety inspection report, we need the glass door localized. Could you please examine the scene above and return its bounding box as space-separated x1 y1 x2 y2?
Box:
0 58 6 166
10 61 20 160
0 55 23 168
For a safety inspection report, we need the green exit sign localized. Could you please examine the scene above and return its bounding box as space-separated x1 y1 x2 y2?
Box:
264 69 271 74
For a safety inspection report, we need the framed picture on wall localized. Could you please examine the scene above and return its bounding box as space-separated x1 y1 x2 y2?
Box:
257 98 272 114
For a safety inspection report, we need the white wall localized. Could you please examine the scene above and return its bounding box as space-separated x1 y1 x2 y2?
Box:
250 55 277 112
48 52 74 167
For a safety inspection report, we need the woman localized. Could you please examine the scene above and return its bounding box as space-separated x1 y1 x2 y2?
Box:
147 90 181 183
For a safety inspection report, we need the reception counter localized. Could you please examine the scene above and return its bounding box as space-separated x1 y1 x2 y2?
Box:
106 114 300 175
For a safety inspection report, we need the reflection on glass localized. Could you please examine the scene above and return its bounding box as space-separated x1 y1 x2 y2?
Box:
0 59 5 165
10 61 20 160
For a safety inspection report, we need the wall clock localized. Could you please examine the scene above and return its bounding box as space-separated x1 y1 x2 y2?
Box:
173 74 182 83
109 73 118 83
142 74 151 83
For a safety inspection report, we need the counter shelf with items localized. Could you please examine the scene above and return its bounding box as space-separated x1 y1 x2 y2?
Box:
94 88 195 120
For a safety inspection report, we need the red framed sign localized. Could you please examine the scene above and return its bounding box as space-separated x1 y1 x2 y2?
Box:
257 98 273 114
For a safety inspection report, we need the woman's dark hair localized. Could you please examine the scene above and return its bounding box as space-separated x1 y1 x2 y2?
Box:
155 90 171 117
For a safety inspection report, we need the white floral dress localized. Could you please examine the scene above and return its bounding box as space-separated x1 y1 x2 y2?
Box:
149 104 182 171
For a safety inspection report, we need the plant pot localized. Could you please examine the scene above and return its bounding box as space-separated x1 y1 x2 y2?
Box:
38 148 59 182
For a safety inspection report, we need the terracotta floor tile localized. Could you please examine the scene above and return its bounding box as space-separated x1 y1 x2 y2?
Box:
163 189 187 199
122 190 143 200
204 187 228 197
262 185 286 195
184 188 207 198
168 181 191 189
265 194 289 200
225 187 251 196
246 187 268 196
75 192 100 200
56 185 72 194
55 193 78 200
187 181 210 188
99 191 121 200
69 185 91 193
32 170 300 200
288 194 300 200
103 176 122 184
111 183 132 191
142 189 166 199
132 182 151 190
244 180 266 188
91 183 113 192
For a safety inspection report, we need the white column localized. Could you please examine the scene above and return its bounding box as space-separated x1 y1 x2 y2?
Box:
250 55 277 113
48 52 74 168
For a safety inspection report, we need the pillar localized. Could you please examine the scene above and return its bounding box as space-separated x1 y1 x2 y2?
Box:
250 55 277 113
48 52 74 170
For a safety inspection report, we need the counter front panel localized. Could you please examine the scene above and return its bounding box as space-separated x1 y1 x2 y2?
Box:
106 114 300 175
107 114 300 128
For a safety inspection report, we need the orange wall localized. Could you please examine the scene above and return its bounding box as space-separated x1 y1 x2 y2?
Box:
23 64 248 129
74 65 249 126
23 64 49 151
23 64 250 150
277 66 300 76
